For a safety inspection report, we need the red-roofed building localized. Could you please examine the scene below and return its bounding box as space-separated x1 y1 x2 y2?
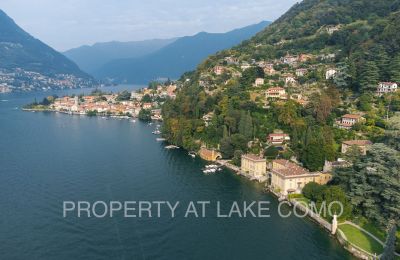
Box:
337 114 365 129
341 140 372 155
270 159 320 195
377 82 398 96
266 87 287 99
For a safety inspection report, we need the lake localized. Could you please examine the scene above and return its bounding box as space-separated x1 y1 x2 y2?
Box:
0 86 352 259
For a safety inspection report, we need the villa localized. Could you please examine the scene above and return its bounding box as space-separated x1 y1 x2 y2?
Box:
325 68 337 79
254 78 265 87
241 154 267 179
267 133 290 145
269 159 321 195
266 87 287 99
376 82 398 96
295 68 308 77
337 114 364 129
341 140 372 155
213 66 225 75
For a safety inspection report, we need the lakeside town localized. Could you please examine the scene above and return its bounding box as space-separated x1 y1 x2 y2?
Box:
0 68 97 93
23 82 178 121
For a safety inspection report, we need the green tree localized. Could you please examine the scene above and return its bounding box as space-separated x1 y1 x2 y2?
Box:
389 54 400 83
359 61 379 92
335 144 400 226
381 221 397 260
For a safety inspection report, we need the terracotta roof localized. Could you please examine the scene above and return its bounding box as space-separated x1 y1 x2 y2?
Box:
272 159 317 177
343 140 372 146
269 133 288 137
267 87 285 92
342 114 361 119
242 154 266 162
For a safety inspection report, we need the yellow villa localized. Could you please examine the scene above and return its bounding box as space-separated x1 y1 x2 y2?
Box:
241 154 266 178
270 159 321 195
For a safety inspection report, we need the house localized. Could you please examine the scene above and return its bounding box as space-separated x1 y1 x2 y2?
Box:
341 140 372 155
199 147 222 161
213 66 225 75
284 75 297 85
254 78 265 87
282 54 298 65
264 66 277 75
241 154 267 178
142 103 152 109
202 112 214 127
295 68 308 77
267 133 290 145
323 159 350 173
299 53 314 62
269 159 320 195
240 63 252 70
377 82 398 96
266 87 287 99
337 114 365 129
326 25 341 35
326 68 337 79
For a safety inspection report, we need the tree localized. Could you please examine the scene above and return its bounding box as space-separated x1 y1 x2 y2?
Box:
116 90 131 101
389 54 400 83
138 109 151 121
358 93 373 111
335 144 400 226
381 221 397 260
359 61 379 92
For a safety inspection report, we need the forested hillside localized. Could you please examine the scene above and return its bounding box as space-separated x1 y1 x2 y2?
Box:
161 0 400 235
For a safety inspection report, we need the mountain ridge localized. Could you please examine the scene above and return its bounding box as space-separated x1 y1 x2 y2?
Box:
0 9 90 78
93 21 271 84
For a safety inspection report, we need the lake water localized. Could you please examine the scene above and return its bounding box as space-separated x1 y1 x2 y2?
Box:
0 86 352 259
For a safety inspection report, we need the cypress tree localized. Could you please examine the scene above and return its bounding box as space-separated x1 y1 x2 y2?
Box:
389 54 400 83
381 221 397 260
359 60 380 92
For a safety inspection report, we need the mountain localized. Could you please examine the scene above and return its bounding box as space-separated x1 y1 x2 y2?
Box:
93 21 271 84
63 38 176 74
0 9 89 78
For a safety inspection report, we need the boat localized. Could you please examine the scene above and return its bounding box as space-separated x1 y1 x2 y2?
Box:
152 130 161 135
156 138 166 142
188 151 196 158
131 119 136 123
165 145 179 149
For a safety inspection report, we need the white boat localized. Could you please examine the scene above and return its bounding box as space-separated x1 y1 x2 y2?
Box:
165 145 179 149
188 152 196 158
156 138 166 142
152 130 161 135
131 119 136 123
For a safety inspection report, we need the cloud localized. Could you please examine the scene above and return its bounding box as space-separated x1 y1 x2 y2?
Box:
0 0 298 51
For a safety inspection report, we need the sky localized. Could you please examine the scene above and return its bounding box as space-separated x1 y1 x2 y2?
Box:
1 0 298 52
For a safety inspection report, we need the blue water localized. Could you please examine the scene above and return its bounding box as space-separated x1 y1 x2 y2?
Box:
0 86 352 259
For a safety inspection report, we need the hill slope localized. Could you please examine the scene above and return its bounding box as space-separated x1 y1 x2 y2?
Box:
162 0 400 154
94 21 271 84
0 9 89 78
63 38 176 74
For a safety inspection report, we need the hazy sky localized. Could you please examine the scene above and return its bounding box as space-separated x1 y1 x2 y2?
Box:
1 0 298 51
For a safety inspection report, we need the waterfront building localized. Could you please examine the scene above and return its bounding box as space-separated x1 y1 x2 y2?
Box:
199 147 222 161
241 154 266 178
270 159 320 195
